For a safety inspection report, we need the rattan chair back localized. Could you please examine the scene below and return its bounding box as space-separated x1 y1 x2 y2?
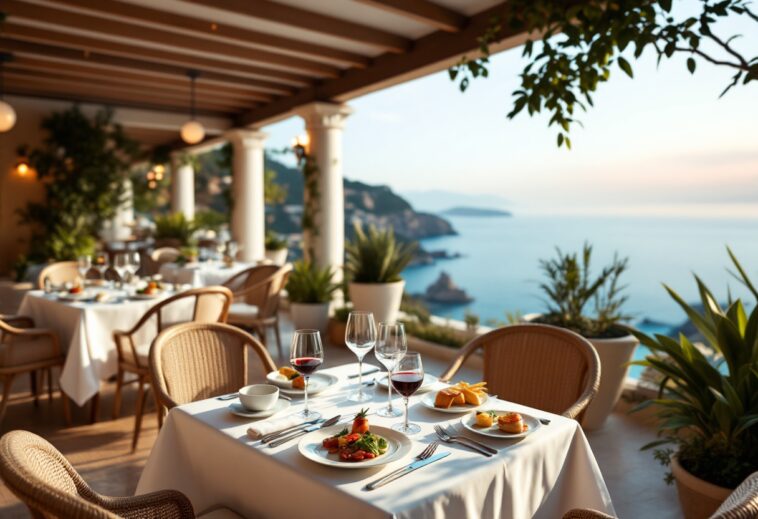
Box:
150 247 181 264
37 262 80 289
150 322 276 410
711 472 758 519
440 324 600 420
223 264 292 319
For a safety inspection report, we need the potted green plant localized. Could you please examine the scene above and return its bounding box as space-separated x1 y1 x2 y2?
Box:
153 212 196 248
328 306 351 347
345 222 416 323
632 249 758 519
286 260 339 333
532 243 638 429
264 231 288 265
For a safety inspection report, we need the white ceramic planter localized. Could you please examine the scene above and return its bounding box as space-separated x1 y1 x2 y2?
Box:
671 456 731 519
581 333 639 429
264 248 288 266
348 280 405 323
290 302 330 334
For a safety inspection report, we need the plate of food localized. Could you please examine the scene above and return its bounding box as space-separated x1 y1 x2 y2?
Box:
420 381 489 413
132 281 165 299
266 367 339 396
58 286 96 302
461 410 541 439
298 410 412 468
377 372 439 393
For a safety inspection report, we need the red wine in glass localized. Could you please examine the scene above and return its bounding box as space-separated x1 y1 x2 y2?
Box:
391 372 424 397
292 357 323 376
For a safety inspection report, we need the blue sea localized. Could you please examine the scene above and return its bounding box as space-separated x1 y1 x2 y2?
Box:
402 214 758 378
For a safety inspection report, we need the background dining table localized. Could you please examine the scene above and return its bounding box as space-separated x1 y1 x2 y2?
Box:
17 288 189 407
158 261 251 288
137 363 615 519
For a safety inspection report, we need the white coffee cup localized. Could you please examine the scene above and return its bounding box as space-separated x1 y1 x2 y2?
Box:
239 384 279 411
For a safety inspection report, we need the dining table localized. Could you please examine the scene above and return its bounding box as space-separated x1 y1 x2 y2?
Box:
17 287 191 407
137 363 615 519
158 261 251 288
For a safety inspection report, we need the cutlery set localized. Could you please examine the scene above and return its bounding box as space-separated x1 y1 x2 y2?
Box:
267 415 342 448
364 442 446 491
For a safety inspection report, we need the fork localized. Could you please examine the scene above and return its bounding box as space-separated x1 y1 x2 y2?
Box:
434 425 495 457
363 442 439 490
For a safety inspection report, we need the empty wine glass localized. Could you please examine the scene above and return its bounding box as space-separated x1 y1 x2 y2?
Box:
290 329 324 419
126 251 141 283
375 322 407 417
226 241 238 262
94 253 109 282
345 311 377 402
77 255 91 285
391 352 424 435
113 253 128 288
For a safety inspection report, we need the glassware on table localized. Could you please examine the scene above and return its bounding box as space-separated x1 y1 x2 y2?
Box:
290 329 324 419
345 311 377 402
375 322 407 417
391 352 424 435
125 251 141 285
113 253 128 288
93 253 109 283
77 255 91 285
226 241 238 262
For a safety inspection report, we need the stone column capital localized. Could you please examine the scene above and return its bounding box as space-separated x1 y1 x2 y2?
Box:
225 129 268 149
297 102 353 130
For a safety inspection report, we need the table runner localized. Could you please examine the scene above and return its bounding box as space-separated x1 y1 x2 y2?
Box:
137 364 614 519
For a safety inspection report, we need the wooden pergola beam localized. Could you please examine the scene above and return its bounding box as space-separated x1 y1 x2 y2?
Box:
3 0 341 77
184 0 411 53
54 0 371 69
356 0 466 32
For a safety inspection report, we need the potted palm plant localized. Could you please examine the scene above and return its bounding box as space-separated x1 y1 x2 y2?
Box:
632 249 758 519
532 244 638 429
286 260 339 334
345 222 416 323
328 306 350 347
264 231 288 265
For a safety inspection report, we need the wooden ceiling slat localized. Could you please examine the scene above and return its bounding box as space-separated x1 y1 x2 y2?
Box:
184 0 411 53
4 0 341 77
0 38 299 93
55 0 371 68
356 0 465 32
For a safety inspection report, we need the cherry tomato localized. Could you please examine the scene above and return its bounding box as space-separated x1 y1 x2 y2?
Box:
364 453 376 459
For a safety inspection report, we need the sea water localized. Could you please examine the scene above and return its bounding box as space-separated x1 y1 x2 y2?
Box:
402 214 758 378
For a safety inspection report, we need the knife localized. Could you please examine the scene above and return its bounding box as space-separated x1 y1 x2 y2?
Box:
259 418 324 444
268 415 341 448
347 367 380 379
363 451 450 491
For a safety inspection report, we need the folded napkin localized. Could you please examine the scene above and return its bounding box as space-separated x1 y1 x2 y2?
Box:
247 414 304 440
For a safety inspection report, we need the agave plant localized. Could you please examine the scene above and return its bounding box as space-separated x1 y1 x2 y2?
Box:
632 248 758 488
344 222 416 284
153 212 196 245
286 261 339 304
264 231 288 251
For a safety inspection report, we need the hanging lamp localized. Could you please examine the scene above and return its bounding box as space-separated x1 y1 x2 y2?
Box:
0 53 17 133
180 70 205 144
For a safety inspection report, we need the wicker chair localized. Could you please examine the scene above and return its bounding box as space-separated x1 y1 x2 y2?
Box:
141 247 181 276
0 316 70 425
223 263 292 356
562 509 616 519
711 472 758 519
150 322 276 411
0 430 242 518
440 324 601 420
112 287 232 451
37 261 80 289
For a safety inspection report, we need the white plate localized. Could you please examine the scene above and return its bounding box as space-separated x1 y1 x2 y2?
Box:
265 372 339 396
131 292 165 300
298 425 412 469
377 373 439 393
420 389 489 413
58 291 96 302
460 410 542 439
228 399 290 418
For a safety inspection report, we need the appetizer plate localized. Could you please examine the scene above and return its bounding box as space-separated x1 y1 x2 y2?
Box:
131 292 165 300
377 373 439 393
420 390 489 413
460 410 542 439
228 399 290 419
298 425 412 469
58 291 96 303
265 372 339 396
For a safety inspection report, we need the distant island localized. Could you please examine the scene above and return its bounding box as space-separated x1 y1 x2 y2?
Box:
441 206 512 217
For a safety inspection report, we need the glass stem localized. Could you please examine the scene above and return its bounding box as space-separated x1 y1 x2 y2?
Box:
357 357 363 398
404 396 409 430
387 366 393 411
304 376 309 415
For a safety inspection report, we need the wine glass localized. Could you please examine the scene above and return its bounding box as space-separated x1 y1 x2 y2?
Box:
345 311 377 402
391 352 424 435
77 255 91 285
126 251 141 283
94 253 109 282
113 253 128 288
290 329 324 419
375 322 407 417
226 241 238 262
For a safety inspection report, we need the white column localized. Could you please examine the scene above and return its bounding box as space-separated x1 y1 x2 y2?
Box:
297 102 353 278
171 156 195 220
227 129 267 262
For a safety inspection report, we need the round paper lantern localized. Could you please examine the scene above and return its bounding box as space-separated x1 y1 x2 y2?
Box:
0 100 16 132
180 119 205 144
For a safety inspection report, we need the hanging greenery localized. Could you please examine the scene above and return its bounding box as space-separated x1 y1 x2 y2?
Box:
449 0 758 148
18 106 139 261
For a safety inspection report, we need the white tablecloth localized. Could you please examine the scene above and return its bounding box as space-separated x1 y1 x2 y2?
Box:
137 364 614 519
159 262 251 287
17 290 189 406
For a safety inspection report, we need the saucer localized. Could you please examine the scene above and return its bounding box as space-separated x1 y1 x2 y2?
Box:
228 399 290 418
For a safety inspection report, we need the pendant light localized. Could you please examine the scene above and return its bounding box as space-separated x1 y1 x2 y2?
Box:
0 53 16 133
180 70 205 144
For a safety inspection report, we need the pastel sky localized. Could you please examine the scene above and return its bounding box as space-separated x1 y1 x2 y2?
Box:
263 5 758 216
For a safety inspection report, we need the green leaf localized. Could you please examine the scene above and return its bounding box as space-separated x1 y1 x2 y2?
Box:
687 57 696 74
617 57 633 78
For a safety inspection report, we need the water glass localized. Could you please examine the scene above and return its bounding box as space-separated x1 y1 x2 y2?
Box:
77 255 91 284
113 253 128 288
375 322 407 417
290 329 324 419
345 311 377 402
391 352 424 435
